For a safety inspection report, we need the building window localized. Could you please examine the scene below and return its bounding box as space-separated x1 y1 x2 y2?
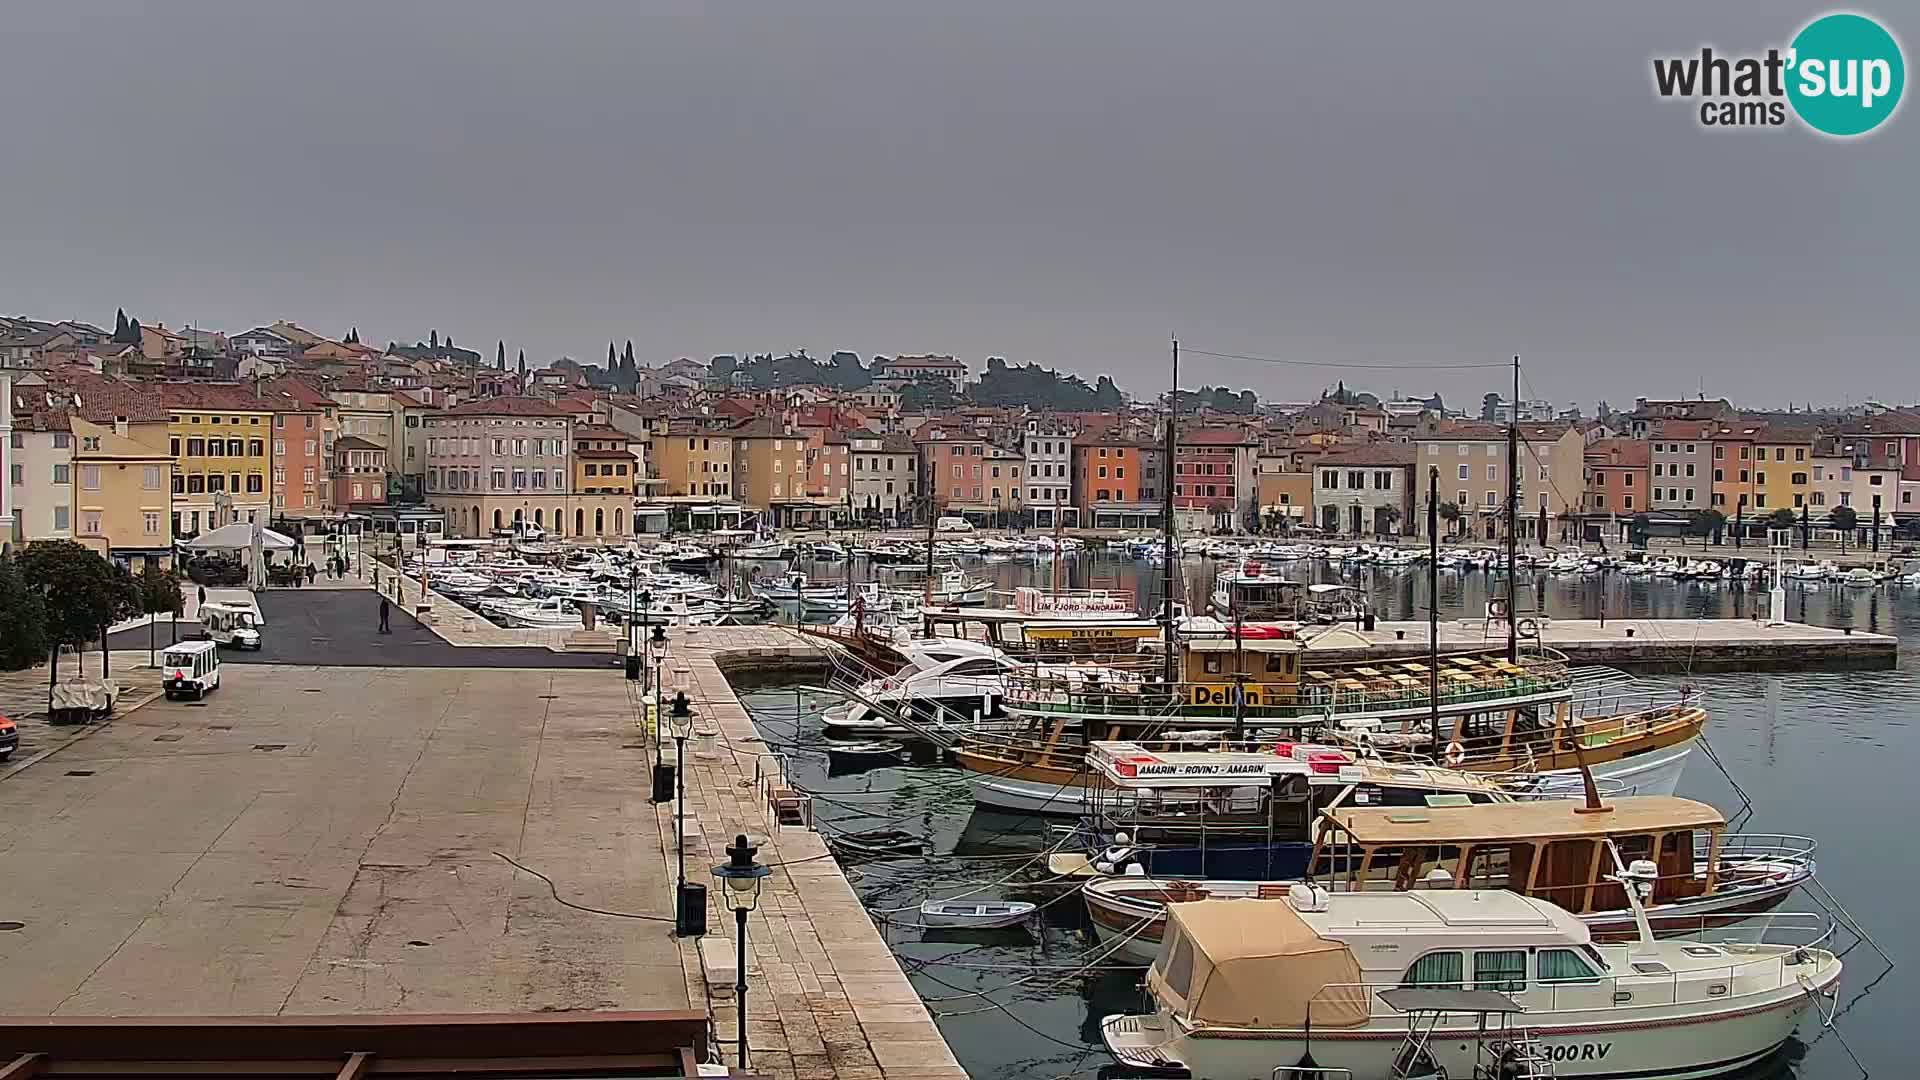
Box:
80 465 101 490
52 463 71 485
53 506 70 531
1457 464 1468 480
246 474 263 493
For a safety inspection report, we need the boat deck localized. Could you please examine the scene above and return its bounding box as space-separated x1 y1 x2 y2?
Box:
1329 618 1897 671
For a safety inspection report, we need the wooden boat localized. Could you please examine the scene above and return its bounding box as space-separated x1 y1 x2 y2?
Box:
956 624 1704 814
827 828 927 861
917 899 1037 928
1083 795 1815 963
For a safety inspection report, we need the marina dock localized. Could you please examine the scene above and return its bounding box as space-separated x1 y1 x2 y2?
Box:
1321 617 1898 671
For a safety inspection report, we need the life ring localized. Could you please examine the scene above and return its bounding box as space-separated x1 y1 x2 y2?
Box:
1445 741 1467 768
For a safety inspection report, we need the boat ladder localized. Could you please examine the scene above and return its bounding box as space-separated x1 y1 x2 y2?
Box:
1480 1026 1555 1080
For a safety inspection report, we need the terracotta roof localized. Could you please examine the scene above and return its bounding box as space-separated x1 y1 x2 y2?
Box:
1653 419 1716 439
1180 426 1257 446
573 423 627 439
258 377 337 411
728 416 797 439
441 396 572 417
334 436 385 452
1584 438 1650 467
45 371 172 423
574 447 635 460
1315 444 1417 467
1841 411 1920 436
155 382 273 412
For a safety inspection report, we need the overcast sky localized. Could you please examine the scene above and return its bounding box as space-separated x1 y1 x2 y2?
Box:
1 2 1912 409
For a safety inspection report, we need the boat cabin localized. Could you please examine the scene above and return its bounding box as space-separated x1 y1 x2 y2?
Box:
1310 795 1725 914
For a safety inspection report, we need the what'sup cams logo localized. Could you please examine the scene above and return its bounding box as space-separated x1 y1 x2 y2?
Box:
1653 11 1904 136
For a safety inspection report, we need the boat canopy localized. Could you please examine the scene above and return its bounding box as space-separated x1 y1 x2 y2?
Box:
1375 987 1526 1015
1323 794 1725 846
1149 899 1368 1030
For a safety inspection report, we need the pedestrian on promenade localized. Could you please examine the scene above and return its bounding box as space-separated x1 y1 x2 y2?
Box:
378 595 391 634
306 563 316 585
197 585 206 610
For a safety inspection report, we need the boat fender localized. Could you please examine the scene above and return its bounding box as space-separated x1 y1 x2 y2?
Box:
1445 741 1467 768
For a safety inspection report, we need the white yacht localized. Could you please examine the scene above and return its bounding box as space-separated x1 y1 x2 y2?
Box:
822 647 1025 737
479 595 582 628
1103 886 1840 1080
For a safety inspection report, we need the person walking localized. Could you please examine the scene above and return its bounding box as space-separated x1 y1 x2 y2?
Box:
378 595 391 635
306 562 316 586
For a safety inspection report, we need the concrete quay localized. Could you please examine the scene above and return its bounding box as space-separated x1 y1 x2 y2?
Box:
1321 617 1899 671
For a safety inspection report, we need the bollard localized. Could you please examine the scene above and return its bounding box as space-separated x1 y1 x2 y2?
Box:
1625 627 1635 638
1395 630 1406 641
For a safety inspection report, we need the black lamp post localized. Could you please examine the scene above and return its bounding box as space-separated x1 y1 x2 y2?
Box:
711 834 771 1070
648 610 674 804
669 683 703 937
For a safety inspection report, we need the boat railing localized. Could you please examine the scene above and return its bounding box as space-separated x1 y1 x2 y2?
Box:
1002 663 1575 725
1271 1068 1353 1080
1346 698 1704 772
1286 912 1836 1029
1702 832 1819 870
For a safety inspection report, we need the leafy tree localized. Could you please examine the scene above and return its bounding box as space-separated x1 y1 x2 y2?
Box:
18 541 132 706
134 564 185 666
1093 375 1124 411
1767 508 1798 531
1629 512 1652 548
0 552 48 671
1380 505 1403 536
1695 509 1726 548
1829 505 1858 552
1437 501 1462 537
899 376 960 411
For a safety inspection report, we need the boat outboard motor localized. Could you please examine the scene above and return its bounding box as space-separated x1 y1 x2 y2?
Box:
1092 831 1137 875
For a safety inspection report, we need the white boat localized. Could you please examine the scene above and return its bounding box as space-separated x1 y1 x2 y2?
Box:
1843 566 1878 587
890 567 992 606
917 899 1036 928
806 541 849 561
480 595 582 628
734 539 791 560
1102 884 1841 1080
822 649 1025 737
752 570 842 602
1786 559 1836 581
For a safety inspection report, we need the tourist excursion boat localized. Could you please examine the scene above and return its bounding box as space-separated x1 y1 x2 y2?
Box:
955 623 1704 815
1099 884 1842 1080
1082 792 1816 964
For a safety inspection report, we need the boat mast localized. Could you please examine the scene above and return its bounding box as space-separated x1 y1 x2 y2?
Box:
1162 336 1179 686
1051 493 1065 599
1427 465 1440 749
924 454 937 608
1506 354 1519 663
1232 586 1245 744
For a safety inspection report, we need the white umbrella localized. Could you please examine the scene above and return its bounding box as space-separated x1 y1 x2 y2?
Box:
186 521 295 552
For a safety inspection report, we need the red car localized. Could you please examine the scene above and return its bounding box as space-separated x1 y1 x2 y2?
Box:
0 711 17 761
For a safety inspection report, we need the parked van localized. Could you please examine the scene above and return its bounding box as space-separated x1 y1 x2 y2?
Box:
161 640 222 700
935 516 976 533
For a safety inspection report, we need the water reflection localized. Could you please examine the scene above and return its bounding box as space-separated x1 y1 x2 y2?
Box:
736 553 1910 1080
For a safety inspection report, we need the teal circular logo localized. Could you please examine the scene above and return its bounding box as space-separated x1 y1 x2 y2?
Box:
1787 13 1905 136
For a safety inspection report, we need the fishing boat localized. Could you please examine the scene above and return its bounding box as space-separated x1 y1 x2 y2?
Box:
917 899 1036 928
807 540 849 561
1082 794 1816 964
1208 560 1307 619
883 565 992 605
478 595 582 628
955 623 1703 815
751 569 843 602
1100 885 1841 1080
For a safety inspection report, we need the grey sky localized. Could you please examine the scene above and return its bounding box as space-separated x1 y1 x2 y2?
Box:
1 2 1913 408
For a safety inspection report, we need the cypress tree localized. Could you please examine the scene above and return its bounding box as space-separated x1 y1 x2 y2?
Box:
497 340 506 369
113 308 129 339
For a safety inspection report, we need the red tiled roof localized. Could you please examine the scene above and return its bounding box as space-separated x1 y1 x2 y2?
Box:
574 447 635 460
1316 444 1417 467
155 382 273 412
45 371 172 423
442 396 572 418
1584 438 1650 467
1180 426 1257 446
258 377 337 411
573 423 627 438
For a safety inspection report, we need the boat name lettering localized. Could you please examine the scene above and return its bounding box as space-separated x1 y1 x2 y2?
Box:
1546 1044 1611 1062
1135 761 1270 777
1188 684 1264 707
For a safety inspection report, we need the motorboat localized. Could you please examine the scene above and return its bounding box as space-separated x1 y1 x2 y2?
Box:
752 570 843 602
1083 793 1816 964
1302 582 1365 623
1785 559 1835 581
479 595 582 628
889 566 992 606
1843 566 1879 587
1209 560 1306 620
805 541 849 561
827 828 927 861
917 899 1036 929
1100 885 1841 1080
734 538 792 560
822 649 1025 737
799 581 885 616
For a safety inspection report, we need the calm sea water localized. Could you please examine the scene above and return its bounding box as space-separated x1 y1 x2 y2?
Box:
737 553 1908 1080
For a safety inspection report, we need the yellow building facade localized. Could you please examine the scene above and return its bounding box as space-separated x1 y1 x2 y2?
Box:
70 416 175 568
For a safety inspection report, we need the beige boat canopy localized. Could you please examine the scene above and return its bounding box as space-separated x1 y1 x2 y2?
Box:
1148 899 1368 1030
1323 795 1725 846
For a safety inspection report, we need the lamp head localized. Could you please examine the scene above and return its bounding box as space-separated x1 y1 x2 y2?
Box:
712 833 771 912
670 689 692 721
638 589 653 608
650 623 667 645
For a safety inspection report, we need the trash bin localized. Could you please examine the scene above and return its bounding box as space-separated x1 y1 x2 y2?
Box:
676 881 708 937
651 761 676 803
625 654 643 680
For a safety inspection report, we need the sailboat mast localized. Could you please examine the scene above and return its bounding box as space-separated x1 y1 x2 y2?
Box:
1506 354 1520 663
924 455 937 607
1162 336 1179 686
1427 465 1440 747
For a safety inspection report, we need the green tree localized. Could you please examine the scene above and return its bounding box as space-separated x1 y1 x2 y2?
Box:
112 308 129 340
496 339 506 369
134 564 185 666
1696 509 1726 548
1379 505 1403 537
899 376 960 411
18 541 130 707
1437 501 1462 537
0 552 48 671
1767 508 1798 532
1829 504 1858 551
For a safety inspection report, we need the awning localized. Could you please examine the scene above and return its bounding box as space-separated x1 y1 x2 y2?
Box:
185 522 296 552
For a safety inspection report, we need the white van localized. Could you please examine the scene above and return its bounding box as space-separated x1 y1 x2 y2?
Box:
161 640 222 700
201 602 262 649
935 516 976 533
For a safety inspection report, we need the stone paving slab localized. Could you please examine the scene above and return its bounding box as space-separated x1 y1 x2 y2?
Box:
641 623 964 1080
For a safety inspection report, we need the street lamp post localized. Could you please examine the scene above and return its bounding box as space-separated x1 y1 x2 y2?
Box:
711 834 771 1070
668 676 700 937
648 620 672 804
